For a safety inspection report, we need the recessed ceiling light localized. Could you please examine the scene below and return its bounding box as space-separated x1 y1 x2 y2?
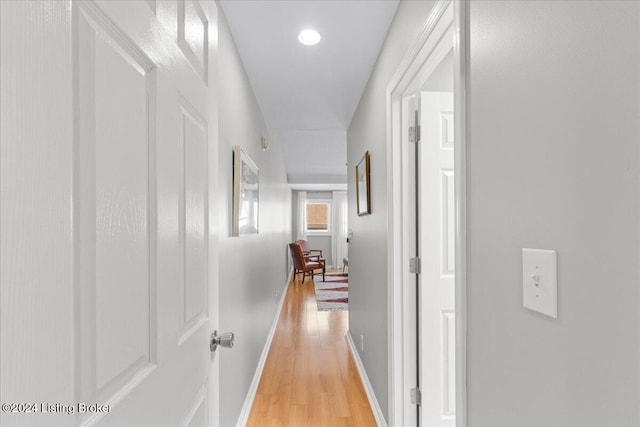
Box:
298 29 321 46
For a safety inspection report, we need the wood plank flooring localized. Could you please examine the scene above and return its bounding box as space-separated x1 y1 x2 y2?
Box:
246 274 377 426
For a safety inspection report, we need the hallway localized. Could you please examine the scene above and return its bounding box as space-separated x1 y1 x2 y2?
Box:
2 1 640 426
247 276 376 426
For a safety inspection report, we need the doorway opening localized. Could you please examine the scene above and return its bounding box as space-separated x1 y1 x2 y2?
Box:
386 1 468 425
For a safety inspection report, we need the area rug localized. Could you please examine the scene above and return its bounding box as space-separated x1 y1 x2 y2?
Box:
313 273 348 311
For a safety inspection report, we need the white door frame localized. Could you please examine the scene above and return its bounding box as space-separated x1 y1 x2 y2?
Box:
386 1 468 425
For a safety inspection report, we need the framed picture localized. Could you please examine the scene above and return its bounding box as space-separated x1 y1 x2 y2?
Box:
355 151 371 216
233 146 259 236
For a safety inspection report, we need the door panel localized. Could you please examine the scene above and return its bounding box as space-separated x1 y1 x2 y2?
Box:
79 1 217 425
76 2 157 406
181 384 208 427
179 98 209 343
1 1 219 425
178 0 209 85
419 91 455 426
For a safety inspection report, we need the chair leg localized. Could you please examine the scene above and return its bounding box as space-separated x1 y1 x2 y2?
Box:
322 265 325 281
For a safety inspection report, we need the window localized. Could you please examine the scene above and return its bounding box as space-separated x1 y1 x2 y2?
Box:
306 201 330 233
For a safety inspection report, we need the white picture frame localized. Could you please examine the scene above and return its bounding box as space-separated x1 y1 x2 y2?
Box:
232 146 259 236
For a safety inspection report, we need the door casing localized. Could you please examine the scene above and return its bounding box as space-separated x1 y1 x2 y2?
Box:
385 1 468 425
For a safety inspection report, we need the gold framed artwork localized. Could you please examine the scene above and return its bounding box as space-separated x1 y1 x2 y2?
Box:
355 151 371 216
232 146 259 236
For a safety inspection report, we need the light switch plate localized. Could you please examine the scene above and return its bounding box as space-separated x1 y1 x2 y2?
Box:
522 248 557 318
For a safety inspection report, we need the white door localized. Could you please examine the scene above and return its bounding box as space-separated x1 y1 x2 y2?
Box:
418 91 455 426
1 1 219 426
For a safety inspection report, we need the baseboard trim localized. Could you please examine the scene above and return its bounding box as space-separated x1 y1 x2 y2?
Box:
346 331 388 427
236 268 292 427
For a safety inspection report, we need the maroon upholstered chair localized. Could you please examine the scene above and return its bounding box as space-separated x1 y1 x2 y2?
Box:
296 239 324 263
289 242 325 284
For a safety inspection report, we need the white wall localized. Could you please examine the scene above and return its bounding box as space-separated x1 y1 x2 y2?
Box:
291 191 334 264
217 11 292 427
466 1 640 425
349 0 639 424
347 0 437 420
307 236 331 264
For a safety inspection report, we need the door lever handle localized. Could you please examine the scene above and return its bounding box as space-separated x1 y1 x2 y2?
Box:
210 330 234 352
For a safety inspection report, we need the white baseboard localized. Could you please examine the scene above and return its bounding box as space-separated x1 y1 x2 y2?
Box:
345 331 388 427
236 268 292 427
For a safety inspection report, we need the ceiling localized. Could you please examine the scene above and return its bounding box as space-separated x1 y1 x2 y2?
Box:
219 0 399 188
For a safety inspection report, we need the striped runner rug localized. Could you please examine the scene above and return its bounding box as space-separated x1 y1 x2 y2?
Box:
313 272 348 311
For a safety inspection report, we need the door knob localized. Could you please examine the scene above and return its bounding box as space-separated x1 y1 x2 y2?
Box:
210 330 234 352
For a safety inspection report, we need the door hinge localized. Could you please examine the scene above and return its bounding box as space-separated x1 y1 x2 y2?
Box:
409 257 421 274
410 387 422 406
408 125 421 143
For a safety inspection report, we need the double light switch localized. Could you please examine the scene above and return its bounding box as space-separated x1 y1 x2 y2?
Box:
522 248 557 319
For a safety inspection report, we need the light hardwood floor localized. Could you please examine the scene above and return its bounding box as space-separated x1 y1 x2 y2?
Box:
246 274 377 426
